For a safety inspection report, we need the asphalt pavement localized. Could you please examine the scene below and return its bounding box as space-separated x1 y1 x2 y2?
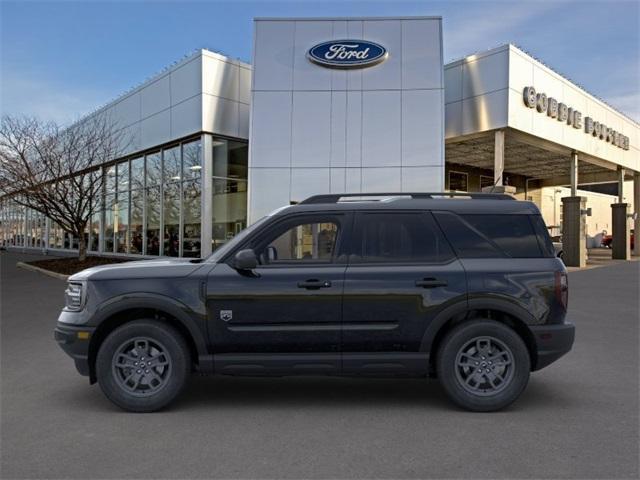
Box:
1 250 638 479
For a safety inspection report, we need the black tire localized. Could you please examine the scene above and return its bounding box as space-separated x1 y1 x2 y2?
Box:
436 319 530 412
96 320 190 412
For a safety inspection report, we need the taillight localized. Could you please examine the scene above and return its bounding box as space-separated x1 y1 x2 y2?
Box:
555 271 568 309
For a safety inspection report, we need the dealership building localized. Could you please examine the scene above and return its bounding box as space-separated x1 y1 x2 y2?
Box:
1 16 639 266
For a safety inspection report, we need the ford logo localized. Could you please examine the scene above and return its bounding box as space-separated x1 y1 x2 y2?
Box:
307 40 388 69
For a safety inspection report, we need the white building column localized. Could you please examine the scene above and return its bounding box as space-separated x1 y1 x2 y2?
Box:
617 167 625 203
201 134 214 258
633 171 640 257
494 130 505 186
570 150 579 197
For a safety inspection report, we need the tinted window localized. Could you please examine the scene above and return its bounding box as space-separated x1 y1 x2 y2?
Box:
255 218 340 264
433 212 502 258
352 212 454 263
448 214 542 258
529 214 556 258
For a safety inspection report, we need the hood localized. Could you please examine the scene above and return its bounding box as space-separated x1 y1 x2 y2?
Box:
69 258 207 281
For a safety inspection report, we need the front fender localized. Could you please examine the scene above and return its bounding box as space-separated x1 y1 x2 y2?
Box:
89 292 209 358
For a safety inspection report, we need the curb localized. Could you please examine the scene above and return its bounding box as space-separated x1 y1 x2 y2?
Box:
16 262 69 281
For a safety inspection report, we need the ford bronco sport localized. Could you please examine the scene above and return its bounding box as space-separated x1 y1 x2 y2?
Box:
55 192 575 412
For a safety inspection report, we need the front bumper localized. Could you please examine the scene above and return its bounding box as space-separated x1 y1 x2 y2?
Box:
530 322 575 371
54 323 95 377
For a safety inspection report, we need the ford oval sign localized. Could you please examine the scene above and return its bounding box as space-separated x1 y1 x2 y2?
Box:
307 40 388 69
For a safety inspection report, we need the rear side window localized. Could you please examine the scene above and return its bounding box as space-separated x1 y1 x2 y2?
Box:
461 214 542 258
351 212 454 263
529 214 556 258
433 212 503 258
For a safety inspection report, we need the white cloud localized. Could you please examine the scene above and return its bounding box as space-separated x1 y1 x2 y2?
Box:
0 71 114 125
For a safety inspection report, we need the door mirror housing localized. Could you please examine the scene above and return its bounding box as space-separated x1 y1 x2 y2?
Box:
234 249 258 271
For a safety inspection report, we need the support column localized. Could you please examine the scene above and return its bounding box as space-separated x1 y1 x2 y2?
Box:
634 172 640 257
201 134 214 258
494 130 505 186
561 196 587 268
611 203 630 260
617 167 626 203
570 150 579 197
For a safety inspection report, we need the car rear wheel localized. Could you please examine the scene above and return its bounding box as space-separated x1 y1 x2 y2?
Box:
96 320 190 412
436 319 530 412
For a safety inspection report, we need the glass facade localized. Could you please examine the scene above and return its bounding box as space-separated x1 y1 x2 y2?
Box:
0 134 248 259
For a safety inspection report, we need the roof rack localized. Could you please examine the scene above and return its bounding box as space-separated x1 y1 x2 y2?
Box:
299 192 515 204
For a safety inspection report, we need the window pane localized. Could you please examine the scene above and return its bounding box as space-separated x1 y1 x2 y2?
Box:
163 146 181 183
103 194 115 253
105 165 116 194
449 171 468 192
130 157 144 190
434 212 502 258
117 160 129 192
353 213 454 263
212 140 247 252
163 182 180 257
183 140 202 181
146 151 161 186
115 193 129 253
262 222 338 263
529 214 556 258
183 180 201 258
461 214 542 258
146 186 161 255
90 206 100 252
130 189 144 254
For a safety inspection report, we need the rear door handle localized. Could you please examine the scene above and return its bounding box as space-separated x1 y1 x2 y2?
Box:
415 278 448 288
298 279 332 290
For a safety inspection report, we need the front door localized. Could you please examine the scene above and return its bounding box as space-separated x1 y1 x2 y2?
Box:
206 212 350 374
341 211 467 374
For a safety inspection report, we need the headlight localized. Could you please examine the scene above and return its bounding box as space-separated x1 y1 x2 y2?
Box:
64 282 85 311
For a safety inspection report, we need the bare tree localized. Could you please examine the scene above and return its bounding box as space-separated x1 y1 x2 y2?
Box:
0 114 130 261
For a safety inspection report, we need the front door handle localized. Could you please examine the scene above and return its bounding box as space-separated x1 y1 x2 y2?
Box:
298 279 332 290
415 278 448 288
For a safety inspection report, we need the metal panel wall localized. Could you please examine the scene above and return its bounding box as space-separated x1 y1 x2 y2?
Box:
249 17 445 223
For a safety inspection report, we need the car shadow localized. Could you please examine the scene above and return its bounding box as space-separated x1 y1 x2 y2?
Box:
56 374 579 414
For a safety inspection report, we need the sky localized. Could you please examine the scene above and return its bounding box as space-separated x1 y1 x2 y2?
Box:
1 0 639 124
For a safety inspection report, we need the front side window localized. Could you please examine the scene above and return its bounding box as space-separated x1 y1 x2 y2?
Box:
351 212 454 264
255 218 340 265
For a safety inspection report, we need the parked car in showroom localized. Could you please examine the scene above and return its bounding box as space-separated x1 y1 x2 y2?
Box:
55 192 574 413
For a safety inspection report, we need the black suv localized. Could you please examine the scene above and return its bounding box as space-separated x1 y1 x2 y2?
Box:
55 193 574 412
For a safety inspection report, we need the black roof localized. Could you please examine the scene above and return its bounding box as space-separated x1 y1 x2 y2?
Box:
274 193 541 216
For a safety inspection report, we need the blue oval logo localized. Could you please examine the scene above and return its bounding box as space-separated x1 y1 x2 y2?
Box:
307 40 388 69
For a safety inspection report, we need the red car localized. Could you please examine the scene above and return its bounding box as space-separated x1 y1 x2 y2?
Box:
601 230 635 250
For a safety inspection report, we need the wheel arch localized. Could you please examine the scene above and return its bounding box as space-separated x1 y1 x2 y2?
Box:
422 297 539 374
87 295 208 383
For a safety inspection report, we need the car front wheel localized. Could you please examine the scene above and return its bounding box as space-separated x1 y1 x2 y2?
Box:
96 320 190 412
436 319 530 412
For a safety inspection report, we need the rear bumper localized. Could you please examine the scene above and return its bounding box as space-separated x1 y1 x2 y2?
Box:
54 323 95 377
530 322 575 371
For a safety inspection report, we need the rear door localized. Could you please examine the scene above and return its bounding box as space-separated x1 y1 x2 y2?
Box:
341 211 467 374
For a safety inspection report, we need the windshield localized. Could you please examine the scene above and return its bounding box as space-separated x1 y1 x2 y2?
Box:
206 215 270 263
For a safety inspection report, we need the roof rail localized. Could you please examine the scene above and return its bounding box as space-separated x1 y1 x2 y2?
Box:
299 192 515 204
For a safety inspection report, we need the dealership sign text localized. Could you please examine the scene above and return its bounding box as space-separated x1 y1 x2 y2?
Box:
307 40 388 69
523 86 629 150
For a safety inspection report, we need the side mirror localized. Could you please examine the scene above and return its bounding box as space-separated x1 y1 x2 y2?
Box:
234 249 258 271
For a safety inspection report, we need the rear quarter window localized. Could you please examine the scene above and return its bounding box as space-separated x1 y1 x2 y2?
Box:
434 212 546 258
